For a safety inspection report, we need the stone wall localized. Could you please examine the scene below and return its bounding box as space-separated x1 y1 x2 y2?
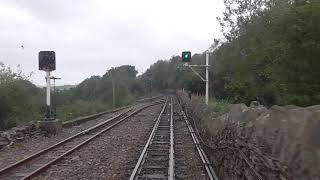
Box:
177 91 319 180
0 122 37 148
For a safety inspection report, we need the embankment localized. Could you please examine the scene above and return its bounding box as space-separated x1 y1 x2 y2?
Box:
177 91 319 180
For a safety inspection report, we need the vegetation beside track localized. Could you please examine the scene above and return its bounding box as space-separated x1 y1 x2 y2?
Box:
0 64 145 130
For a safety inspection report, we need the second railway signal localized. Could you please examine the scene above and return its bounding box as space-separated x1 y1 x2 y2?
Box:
182 51 191 62
181 50 210 105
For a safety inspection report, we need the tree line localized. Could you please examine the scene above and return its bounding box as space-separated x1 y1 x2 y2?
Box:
144 0 320 106
0 64 145 130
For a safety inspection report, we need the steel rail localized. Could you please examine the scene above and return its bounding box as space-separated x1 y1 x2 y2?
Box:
168 97 175 180
0 100 163 180
129 98 168 180
0 110 128 175
177 99 219 180
190 115 264 180
22 102 162 180
177 96 264 180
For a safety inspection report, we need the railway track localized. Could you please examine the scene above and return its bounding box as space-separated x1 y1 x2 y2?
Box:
0 100 164 180
176 98 219 180
129 96 218 180
129 97 172 179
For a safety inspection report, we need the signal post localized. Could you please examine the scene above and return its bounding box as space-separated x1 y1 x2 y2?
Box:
182 51 210 105
182 41 221 105
38 51 62 134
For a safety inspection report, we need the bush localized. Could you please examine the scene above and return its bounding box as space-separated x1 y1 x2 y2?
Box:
0 80 44 130
208 99 231 117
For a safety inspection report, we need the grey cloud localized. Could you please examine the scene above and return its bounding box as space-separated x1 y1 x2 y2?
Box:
0 0 224 86
7 0 93 22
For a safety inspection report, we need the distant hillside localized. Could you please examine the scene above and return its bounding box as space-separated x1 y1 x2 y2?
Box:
56 85 77 90
37 85 77 90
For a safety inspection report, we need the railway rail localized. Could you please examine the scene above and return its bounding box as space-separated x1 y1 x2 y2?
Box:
0 100 164 180
129 98 172 179
130 96 219 180
176 98 219 180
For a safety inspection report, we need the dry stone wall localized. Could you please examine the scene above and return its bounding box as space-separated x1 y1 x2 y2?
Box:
177 91 319 180
0 123 37 148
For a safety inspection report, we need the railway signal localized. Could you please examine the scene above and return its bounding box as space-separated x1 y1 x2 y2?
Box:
182 51 191 62
39 51 56 120
39 51 56 71
181 50 210 105
181 40 221 105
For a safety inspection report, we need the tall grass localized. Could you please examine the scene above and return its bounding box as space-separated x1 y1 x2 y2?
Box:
56 100 110 121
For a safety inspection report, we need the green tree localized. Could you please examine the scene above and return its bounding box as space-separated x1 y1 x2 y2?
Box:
212 0 320 105
0 62 43 129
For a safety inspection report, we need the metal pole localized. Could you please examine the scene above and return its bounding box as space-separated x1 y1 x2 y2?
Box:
150 80 153 98
50 77 61 119
112 77 116 108
205 52 209 105
46 71 51 119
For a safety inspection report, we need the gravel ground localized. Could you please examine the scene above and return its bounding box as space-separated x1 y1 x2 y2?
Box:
0 105 138 170
32 103 163 180
173 100 210 180
0 98 210 180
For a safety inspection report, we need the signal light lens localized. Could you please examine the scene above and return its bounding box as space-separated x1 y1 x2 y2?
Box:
182 51 191 62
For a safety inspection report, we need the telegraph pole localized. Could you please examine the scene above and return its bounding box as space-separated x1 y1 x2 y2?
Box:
205 52 209 105
112 75 116 108
149 78 153 98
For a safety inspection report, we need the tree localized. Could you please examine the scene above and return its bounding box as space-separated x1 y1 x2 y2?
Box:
0 63 43 129
212 0 320 105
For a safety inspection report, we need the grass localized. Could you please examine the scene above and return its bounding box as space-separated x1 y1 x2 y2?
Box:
56 100 111 121
207 99 232 117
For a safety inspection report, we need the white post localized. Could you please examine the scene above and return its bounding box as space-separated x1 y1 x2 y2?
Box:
46 71 51 118
205 52 209 105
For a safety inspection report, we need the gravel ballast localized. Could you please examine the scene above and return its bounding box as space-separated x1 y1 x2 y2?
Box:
173 99 210 180
32 103 163 180
0 105 137 170
0 98 211 179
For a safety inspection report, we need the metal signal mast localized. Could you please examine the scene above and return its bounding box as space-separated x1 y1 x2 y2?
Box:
182 40 221 105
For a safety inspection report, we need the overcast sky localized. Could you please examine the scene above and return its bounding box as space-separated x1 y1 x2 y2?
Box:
0 0 224 86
